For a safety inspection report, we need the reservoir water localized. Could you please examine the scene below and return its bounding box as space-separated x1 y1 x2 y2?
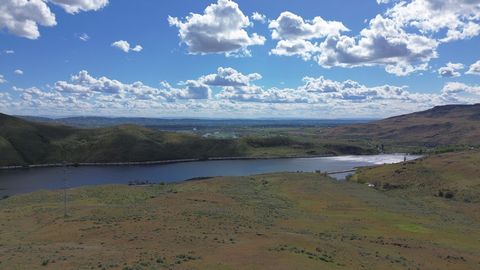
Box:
0 154 420 197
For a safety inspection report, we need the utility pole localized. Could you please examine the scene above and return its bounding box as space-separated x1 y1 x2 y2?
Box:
63 161 68 218
62 145 68 218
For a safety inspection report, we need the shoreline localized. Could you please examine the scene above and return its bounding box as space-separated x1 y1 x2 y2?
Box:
0 154 339 171
0 152 418 171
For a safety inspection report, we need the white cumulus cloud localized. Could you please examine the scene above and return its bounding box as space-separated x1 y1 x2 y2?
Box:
0 0 107 40
268 12 438 76
251 12 267 23
217 75 434 104
49 0 108 14
111 40 143 53
268 0 480 76
438 62 464 77
0 0 56 39
54 70 210 101
168 0 265 57
270 39 319 61
466 60 480 75
199 67 262 87
441 82 480 96
6 68 480 118
318 15 438 76
268 11 349 61
269 11 349 41
385 0 480 43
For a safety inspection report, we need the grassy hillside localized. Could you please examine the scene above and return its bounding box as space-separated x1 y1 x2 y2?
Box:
241 134 377 157
0 113 246 166
0 113 76 165
1 173 479 269
56 125 246 163
325 104 480 147
352 150 480 203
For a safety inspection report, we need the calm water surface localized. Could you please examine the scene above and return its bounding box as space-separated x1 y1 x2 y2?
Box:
0 154 420 197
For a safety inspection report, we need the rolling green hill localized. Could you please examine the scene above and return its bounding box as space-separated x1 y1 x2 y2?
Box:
0 113 76 165
0 113 246 166
325 104 480 147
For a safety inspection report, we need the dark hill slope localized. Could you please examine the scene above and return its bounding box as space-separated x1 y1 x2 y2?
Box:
325 104 480 146
0 113 76 165
0 113 244 166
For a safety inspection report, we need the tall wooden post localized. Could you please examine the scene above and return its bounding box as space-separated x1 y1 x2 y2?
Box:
63 161 67 218
62 145 68 218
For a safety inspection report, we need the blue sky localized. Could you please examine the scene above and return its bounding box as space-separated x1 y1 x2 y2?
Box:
0 0 479 118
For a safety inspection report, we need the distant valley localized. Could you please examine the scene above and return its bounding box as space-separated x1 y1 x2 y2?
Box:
18 116 372 130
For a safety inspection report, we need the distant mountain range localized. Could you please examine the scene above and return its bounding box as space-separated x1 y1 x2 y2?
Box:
17 116 373 130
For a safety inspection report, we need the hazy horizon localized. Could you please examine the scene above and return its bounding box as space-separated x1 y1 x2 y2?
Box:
13 113 378 121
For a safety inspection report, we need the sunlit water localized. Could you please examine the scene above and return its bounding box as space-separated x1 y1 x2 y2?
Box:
0 154 420 197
